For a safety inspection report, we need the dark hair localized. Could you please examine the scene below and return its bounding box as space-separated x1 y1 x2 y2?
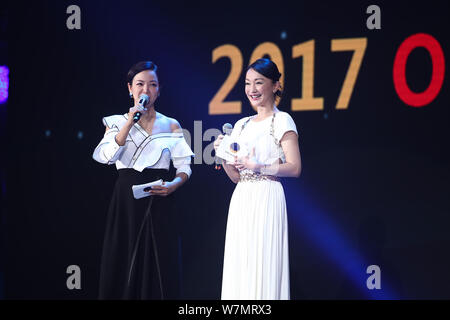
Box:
126 61 158 85
247 58 282 98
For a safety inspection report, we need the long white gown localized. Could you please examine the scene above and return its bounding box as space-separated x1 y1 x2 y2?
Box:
221 107 298 300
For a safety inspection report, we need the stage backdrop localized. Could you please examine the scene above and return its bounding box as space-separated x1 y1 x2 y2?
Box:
3 0 450 299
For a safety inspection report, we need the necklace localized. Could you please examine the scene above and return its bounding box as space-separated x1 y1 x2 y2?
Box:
239 112 280 146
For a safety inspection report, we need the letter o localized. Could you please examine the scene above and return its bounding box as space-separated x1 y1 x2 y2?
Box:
393 33 445 107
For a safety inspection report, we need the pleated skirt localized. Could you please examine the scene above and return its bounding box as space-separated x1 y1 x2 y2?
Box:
221 179 290 300
98 168 178 300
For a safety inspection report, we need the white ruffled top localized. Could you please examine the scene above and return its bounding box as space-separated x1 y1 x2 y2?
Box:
92 114 194 177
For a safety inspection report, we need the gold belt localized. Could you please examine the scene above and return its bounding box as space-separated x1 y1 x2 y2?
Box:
239 171 279 182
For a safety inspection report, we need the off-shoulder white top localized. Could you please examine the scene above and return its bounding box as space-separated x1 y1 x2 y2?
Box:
92 114 194 177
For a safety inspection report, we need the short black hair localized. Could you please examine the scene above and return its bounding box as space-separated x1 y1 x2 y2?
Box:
247 58 282 98
126 61 158 85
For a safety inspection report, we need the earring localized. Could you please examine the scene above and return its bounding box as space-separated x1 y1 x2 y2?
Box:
129 92 133 98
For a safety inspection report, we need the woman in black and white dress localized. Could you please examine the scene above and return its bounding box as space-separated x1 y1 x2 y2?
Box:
93 61 194 299
215 59 301 300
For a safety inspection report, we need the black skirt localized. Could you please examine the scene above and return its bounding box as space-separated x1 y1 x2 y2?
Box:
98 168 179 300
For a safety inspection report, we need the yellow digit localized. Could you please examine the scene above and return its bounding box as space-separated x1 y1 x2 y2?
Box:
209 44 243 115
291 40 324 111
248 42 284 109
331 38 367 109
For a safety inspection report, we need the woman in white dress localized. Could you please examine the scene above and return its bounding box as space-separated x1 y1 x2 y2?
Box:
215 58 302 300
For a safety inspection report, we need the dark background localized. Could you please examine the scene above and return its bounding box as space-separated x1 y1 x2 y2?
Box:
1 0 449 299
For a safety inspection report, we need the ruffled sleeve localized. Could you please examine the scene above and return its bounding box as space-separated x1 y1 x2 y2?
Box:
102 114 127 130
92 115 127 164
171 136 195 178
274 112 298 142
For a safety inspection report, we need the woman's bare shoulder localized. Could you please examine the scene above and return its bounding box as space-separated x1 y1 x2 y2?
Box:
157 112 182 132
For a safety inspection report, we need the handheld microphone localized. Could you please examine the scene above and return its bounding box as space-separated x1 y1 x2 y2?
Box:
133 94 150 123
215 123 233 170
222 123 233 136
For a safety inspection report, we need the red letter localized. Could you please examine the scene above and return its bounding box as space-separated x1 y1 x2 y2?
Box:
393 33 445 107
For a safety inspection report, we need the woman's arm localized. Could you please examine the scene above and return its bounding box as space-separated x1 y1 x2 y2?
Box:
93 125 128 164
114 121 134 146
114 106 145 145
149 119 191 196
222 161 241 184
265 131 301 177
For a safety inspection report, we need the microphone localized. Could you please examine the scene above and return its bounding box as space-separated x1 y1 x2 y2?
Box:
222 123 233 136
133 94 150 123
215 123 233 170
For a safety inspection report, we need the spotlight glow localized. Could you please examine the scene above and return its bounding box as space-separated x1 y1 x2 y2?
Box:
285 181 399 299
